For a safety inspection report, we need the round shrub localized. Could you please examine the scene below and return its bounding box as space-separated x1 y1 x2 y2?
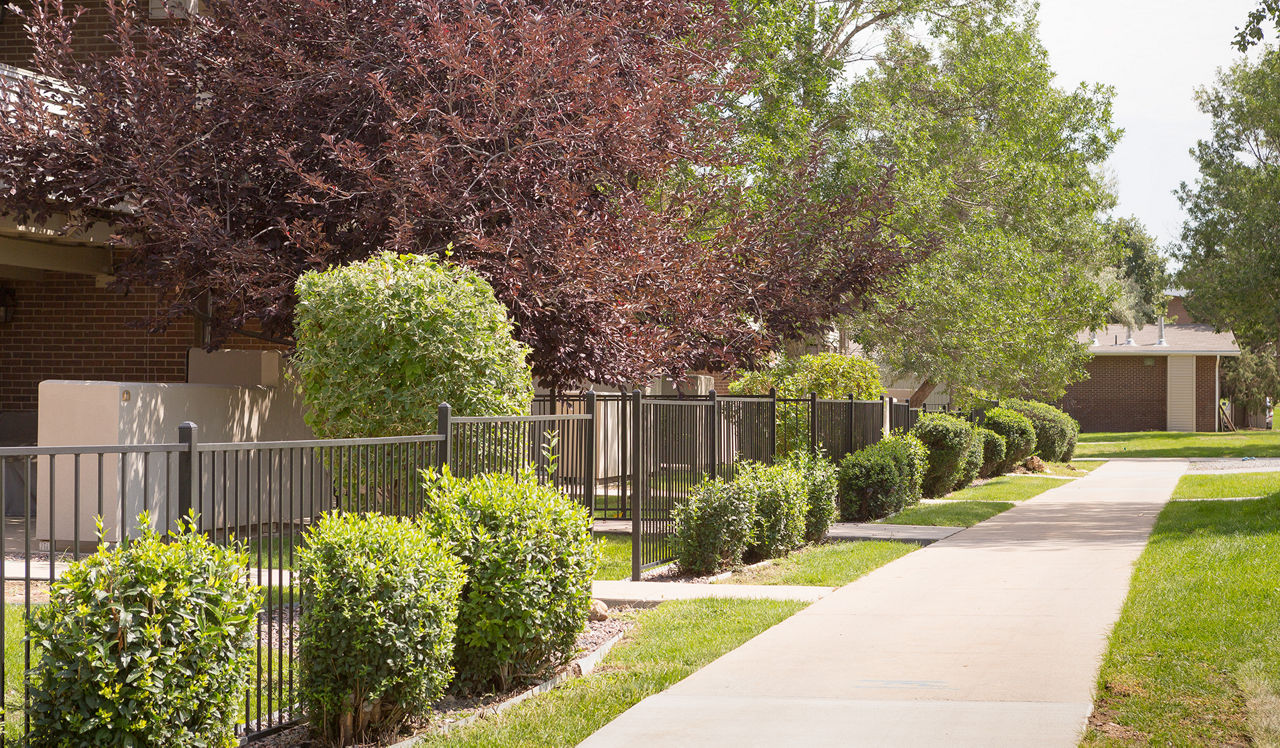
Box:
976 427 1007 478
983 408 1036 471
293 251 534 438
27 514 259 748
299 512 464 745
1005 399 1080 462
672 478 755 575
954 434 984 491
422 469 597 693
736 462 808 559
782 450 839 543
836 434 927 521
910 412 976 497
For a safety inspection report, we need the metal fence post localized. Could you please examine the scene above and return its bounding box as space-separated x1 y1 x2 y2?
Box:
177 421 198 529
630 389 643 582
809 391 818 454
584 390 597 521
882 396 892 437
768 387 777 463
848 393 856 456
436 402 452 471
708 390 719 479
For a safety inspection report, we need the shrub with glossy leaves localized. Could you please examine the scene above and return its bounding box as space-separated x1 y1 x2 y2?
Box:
298 511 464 745
27 514 259 748
954 433 985 490
983 408 1037 471
977 427 1007 477
293 252 534 438
422 469 597 693
911 412 976 497
782 450 839 543
673 478 756 575
1005 399 1080 462
837 434 928 521
736 461 808 559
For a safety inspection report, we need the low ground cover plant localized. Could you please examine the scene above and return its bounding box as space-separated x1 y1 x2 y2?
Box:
837 434 928 521
422 469 597 693
27 515 260 748
983 407 1037 471
298 512 465 745
672 477 756 575
910 413 975 497
1004 399 1079 462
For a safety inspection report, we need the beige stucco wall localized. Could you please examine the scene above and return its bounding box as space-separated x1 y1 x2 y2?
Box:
36 377 313 548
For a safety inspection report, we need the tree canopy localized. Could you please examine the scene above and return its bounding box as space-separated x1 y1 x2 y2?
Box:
1174 44 1280 351
0 0 922 390
1102 217 1169 328
724 2 1121 399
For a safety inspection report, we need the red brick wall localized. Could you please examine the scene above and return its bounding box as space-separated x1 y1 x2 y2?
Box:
0 0 121 68
1060 356 1167 433
0 272 194 412
1196 355 1219 432
1166 296 1193 324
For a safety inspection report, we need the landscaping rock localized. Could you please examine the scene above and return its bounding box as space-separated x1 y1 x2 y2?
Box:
588 599 610 621
1023 456 1047 473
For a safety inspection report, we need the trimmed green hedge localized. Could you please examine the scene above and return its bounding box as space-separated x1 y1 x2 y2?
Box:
299 512 464 744
673 478 755 575
910 413 975 497
976 427 1007 478
28 515 260 748
422 469 597 694
782 450 839 543
736 462 808 559
836 434 928 521
983 408 1037 471
1005 399 1080 462
954 434 984 490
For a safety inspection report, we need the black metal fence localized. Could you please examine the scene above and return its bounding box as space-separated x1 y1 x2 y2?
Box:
0 390 921 742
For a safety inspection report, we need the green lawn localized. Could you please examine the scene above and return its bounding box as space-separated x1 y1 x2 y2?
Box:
942 476 1066 503
1077 430 1280 458
880 501 1014 527
719 540 915 587
1083 495 1280 746
418 598 806 747
595 534 631 581
1173 471 1280 500
5 605 24 741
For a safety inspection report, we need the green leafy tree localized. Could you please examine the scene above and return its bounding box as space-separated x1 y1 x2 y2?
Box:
1236 1 1280 49
1175 46 1280 355
1103 216 1169 328
1223 343 1280 416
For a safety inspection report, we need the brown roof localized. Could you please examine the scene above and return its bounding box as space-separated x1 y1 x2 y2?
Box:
1080 323 1240 356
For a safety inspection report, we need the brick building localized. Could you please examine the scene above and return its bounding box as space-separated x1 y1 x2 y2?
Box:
1060 321 1240 433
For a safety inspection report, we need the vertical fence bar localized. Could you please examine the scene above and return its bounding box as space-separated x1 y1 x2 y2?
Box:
630 390 643 581
437 402 452 472
584 391 597 521
768 388 778 461
177 422 198 526
707 390 719 480
808 391 818 455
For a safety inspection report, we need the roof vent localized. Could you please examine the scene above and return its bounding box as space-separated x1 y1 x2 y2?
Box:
1125 326 1135 346
1157 316 1167 346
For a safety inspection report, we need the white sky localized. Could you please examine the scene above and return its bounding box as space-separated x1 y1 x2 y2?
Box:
1036 0 1260 248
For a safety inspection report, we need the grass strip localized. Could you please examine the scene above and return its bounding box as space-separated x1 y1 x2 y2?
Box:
1172 471 1280 500
1083 495 1280 746
419 598 806 747
942 476 1065 503
720 540 915 587
1077 431 1280 458
880 501 1013 527
595 534 631 581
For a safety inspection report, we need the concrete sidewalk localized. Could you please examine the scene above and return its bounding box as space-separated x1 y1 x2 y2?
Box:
581 459 1185 748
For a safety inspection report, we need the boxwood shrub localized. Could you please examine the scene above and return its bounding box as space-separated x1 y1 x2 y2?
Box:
910 412 976 497
976 427 1007 478
299 511 465 745
782 450 839 543
836 434 928 521
1005 399 1080 462
672 477 755 575
983 408 1037 471
27 514 260 748
422 469 597 693
954 434 984 491
736 461 808 559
